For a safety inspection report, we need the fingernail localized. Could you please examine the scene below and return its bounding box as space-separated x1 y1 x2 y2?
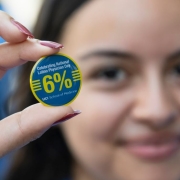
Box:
39 41 64 49
11 19 34 38
52 110 81 126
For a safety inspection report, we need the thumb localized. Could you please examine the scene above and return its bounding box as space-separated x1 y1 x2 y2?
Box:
0 103 80 157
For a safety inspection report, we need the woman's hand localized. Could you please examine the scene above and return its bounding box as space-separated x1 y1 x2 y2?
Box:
0 11 76 157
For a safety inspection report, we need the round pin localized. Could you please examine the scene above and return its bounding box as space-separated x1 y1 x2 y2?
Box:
30 53 82 106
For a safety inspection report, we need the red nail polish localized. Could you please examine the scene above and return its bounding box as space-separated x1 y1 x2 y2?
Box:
52 110 81 126
39 41 64 49
11 19 34 38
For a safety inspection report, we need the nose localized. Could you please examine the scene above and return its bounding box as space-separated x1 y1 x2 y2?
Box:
132 74 178 129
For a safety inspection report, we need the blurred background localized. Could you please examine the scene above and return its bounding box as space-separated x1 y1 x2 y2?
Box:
0 0 44 179
1 0 43 29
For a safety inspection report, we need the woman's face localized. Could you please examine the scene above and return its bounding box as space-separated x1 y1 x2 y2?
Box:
60 0 180 180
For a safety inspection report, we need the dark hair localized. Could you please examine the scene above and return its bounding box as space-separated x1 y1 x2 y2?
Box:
6 0 88 180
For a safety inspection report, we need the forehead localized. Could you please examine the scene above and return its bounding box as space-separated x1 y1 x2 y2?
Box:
62 0 180 57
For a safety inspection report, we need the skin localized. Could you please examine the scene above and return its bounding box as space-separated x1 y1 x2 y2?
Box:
0 11 74 157
59 0 180 180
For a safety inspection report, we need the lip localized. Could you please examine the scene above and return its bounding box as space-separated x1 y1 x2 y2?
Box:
119 133 180 161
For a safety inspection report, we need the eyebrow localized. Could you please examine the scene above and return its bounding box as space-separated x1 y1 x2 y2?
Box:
79 50 136 61
80 49 180 62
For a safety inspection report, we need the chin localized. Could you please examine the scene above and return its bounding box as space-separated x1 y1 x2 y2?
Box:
113 165 180 180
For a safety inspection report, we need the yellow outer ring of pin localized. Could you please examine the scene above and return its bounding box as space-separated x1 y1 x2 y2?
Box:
30 53 82 107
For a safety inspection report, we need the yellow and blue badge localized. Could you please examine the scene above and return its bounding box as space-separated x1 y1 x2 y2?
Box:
30 53 82 106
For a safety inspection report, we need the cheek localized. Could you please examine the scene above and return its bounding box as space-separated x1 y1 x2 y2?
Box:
69 86 134 140
61 87 135 178
171 86 180 105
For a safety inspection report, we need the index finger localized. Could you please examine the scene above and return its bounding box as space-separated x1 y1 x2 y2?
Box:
0 11 33 43
0 39 63 78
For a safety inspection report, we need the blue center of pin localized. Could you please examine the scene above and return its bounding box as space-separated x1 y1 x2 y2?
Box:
30 54 82 106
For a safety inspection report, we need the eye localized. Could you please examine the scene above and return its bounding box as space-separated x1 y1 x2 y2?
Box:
173 63 180 75
96 67 127 81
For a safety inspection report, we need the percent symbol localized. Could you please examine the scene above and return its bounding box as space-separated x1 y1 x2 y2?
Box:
42 71 72 93
53 71 72 90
